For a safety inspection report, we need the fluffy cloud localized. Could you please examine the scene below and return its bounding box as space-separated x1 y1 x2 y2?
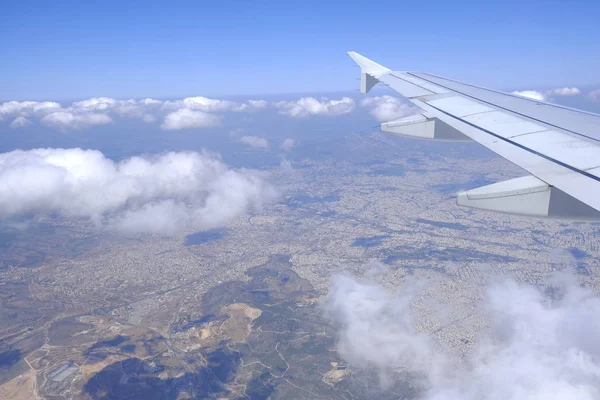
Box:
69 97 163 121
0 101 61 121
0 95 357 130
364 259 389 278
142 114 156 123
0 96 267 131
71 97 117 112
0 99 119 130
550 87 581 96
275 97 355 118
0 148 276 235
161 108 221 130
511 87 582 102
240 135 269 149
233 99 268 112
9 116 32 128
229 128 245 137
588 89 600 102
324 267 600 399
281 138 295 151
324 274 440 388
161 97 268 114
360 95 416 121
41 111 113 130
113 98 162 121
511 90 547 101
164 97 236 113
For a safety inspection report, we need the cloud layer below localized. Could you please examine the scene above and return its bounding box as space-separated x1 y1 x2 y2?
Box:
324 266 600 399
0 96 361 130
2 86 597 131
0 148 277 235
0 96 269 131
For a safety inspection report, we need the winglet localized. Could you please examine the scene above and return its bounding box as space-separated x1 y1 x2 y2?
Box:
347 51 390 93
347 51 390 75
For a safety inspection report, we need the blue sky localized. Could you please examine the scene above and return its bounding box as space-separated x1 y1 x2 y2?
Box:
1 0 599 100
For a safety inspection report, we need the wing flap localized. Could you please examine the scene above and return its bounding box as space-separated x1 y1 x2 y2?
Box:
381 113 471 141
457 176 600 220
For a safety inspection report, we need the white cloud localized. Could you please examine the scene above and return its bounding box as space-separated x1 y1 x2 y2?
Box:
364 260 389 278
69 97 164 120
275 97 355 118
0 101 62 121
0 98 161 130
116 99 163 119
240 135 269 149
324 267 600 399
1 96 270 130
157 98 265 129
142 114 156 123
511 87 583 102
41 111 113 130
281 138 295 151
161 97 269 114
324 274 442 388
113 200 190 236
10 116 32 128
588 89 600 102
550 87 581 96
0 94 360 129
360 95 416 121
181 97 237 112
279 158 293 173
71 97 117 112
511 90 547 101
229 128 245 137
0 148 277 236
232 99 269 112
160 108 221 130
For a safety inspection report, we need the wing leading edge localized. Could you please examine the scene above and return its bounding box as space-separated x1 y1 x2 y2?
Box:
349 51 600 220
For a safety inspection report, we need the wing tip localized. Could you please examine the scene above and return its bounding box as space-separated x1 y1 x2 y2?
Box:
346 51 390 74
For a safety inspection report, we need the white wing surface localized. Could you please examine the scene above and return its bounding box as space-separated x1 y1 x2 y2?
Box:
349 51 600 220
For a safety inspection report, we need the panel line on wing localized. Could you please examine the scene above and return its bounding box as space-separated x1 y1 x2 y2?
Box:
378 74 434 98
459 109 498 118
505 129 551 139
390 73 449 94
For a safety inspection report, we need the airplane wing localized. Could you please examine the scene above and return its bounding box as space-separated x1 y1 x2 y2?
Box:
348 51 600 220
